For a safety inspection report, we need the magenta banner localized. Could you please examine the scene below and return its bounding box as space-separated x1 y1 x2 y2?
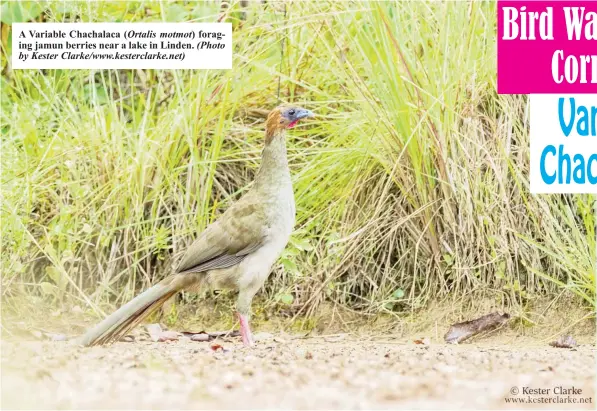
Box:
498 1 597 94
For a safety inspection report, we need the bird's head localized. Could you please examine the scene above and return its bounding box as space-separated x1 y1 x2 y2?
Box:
265 105 314 142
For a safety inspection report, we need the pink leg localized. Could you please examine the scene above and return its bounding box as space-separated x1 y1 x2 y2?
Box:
237 312 254 347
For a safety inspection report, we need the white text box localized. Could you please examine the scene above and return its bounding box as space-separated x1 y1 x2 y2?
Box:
530 94 597 194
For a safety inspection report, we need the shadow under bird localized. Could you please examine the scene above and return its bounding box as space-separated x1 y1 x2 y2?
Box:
80 105 314 347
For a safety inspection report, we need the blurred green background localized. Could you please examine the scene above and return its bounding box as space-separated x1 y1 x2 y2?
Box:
1 1 594 325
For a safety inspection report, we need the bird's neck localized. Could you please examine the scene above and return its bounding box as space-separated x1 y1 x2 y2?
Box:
254 129 290 190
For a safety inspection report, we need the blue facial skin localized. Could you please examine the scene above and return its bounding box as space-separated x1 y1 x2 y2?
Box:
282 108 314 123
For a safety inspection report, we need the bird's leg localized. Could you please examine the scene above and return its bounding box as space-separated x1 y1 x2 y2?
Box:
237 311 253 347
236 287 257 347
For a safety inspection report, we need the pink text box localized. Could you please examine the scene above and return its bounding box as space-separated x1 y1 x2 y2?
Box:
498 1 597 94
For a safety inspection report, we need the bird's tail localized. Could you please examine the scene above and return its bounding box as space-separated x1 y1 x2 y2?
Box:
79 274 198 346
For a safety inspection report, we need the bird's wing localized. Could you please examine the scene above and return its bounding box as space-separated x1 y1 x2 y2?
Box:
175 199 268 274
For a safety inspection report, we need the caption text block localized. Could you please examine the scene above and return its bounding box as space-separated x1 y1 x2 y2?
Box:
12 23 232 70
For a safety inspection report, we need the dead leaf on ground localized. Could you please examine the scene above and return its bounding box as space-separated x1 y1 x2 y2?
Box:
444 312 510 344
158 331 180 342
414 337 430 345
145 324 180 342
211 344 224 351
182 330 240 342
549 335 577 348
189 333 210 342
146 323 163 342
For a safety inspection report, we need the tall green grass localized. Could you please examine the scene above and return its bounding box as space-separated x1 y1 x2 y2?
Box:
1 1 594 318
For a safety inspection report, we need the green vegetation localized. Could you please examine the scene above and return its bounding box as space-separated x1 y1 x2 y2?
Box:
1 1 594 320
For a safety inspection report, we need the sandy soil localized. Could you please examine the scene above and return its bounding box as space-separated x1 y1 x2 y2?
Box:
1 332 595 410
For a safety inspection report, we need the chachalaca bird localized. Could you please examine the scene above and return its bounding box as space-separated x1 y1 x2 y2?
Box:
80 105 314 347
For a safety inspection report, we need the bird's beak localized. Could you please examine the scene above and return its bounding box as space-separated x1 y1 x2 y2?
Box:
297 109 315 120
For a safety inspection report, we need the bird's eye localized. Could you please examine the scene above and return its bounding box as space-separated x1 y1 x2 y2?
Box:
288 109 296 116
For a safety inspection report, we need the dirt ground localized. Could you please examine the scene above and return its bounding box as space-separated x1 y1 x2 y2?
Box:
1 330 595 410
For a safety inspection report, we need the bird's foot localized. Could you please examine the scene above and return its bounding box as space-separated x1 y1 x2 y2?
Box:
237 312 254 347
